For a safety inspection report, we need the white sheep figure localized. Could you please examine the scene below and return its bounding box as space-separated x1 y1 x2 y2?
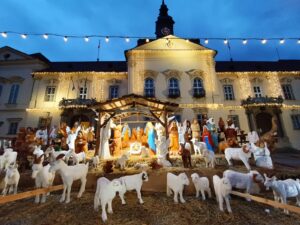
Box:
213 175 232 213
264 174 300 214
0 148 18 172
49 154 89 203
31 154 55 203
202 149 216 168
166 172 190 203
2 163 20 195
116 154 129 170
94 177 123 223
225 144 252 170
66 149 86 165
223 170 264 201
118 171 148 204
92 155 100 168
191 138 207 155
191 173 212 200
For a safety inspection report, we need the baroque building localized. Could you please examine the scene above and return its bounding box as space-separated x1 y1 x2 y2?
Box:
0 1 300 149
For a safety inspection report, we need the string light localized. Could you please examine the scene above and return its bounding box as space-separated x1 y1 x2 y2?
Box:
242 39 248 45
224 39 228 45
146 38 150 43
125 37 130 42
43 34 48 39
1 32 7 38
261 39 267 44
204 39 209 44
63 36 68 42
21 34 27 39
279 39 285 44
84 36 89 42
297 39 300 44
105 36 109 42
186 39 189 42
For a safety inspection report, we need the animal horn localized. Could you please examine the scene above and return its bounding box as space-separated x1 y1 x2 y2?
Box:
56 154 65 160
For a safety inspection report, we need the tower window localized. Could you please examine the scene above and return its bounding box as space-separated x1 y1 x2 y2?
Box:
79 87 88 99
223 85 235 100
253 86 263 98
109 85 119 99
44 86 56 102
282 84 295 100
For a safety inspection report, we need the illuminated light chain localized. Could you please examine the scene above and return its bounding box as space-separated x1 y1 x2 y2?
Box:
0 31 299 46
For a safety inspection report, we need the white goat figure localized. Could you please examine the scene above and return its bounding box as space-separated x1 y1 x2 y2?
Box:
49 154 89 203
0 148 18 172
191 138 207 155
66 149 86 165
115 154 129 170
118 171 149 204
191 173 211 200
2 163 20 195
31 154 55 203
202 149 216 168
264 174 300 214
223 170 264 201
213 175 232 213
92 155 100 168
166 172 190 203
94 177 123 223
45 146 70 162
224 144 252 170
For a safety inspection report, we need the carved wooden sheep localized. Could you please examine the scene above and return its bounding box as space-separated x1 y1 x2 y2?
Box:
213 175 232 213
191 138 207 155
2 163 20 195
49 154 89 203
264 174 300 214
117 171 148 204
94 177 123 222
223 170 264 201
0 148 18 172
202 149 216 168
166 172 190 203
92 155 100 168
191 173 211 200
31 154 55 203
115 154 129 170
225 144 252 170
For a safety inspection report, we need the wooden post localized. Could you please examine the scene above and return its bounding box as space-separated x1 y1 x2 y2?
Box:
164 110 169 138
95 112 103 156
0 185 63 205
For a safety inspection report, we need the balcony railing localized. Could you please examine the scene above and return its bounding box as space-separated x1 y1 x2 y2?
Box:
59 98 98 109
241 96 284 107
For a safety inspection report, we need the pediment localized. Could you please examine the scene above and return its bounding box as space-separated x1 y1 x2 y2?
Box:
162 69 182 80
130 35 216 52
186 69 204 79
0 46 33 61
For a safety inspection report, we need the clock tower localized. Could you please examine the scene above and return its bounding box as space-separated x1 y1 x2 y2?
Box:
155 0 175 38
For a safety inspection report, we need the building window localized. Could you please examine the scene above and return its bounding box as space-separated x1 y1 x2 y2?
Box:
168 78 180 98
79 87 88 99
44 86 56 102
8 122 19 135
8 84 19 104
197 114 207 128
253 86 263 98
282 84 295 100
291 114 300 130
144 78 155 97
109 85 119 99
193 78 205 98
174 114 181 123
227 115 240 129
223 85 235 100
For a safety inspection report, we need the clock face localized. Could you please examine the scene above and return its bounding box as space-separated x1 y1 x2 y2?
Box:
161 27 170 35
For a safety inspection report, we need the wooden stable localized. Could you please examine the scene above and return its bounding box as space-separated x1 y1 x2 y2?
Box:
91 94 179 156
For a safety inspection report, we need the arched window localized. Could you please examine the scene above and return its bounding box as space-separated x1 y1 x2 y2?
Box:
168 78 180 98
144 78 155 97
193 78 205 98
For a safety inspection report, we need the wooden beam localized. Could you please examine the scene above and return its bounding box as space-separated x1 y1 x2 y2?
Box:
0 185 63 205
231 191 300 215
149 110 165 127
100 112 116 129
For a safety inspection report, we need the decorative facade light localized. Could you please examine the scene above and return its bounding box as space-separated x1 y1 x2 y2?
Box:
242 39 248 45
204 39 209 44
125 37 130 42
1 32 8 38
261 39 267 44
279 39 285 44
63 36 68 42
84 36 89 42
21 34 27 39
146 38 150 43
43 34 48 39
105 36 110 42
224 39 228 45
